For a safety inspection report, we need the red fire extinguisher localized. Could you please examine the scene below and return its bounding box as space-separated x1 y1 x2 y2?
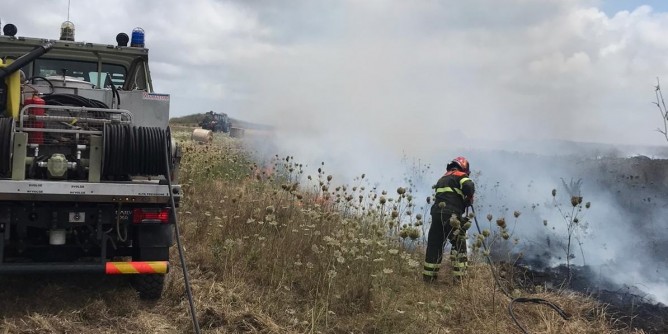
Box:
24 96 45 144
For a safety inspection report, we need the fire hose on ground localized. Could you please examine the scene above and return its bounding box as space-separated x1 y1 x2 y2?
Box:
163 130 201 334
469 205 570 334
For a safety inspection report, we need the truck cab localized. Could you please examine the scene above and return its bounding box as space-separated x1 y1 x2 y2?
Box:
0 22 180 299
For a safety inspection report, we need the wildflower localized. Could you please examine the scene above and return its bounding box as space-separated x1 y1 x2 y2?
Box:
388 249 399 255
383 268 394 274
408 259 420 268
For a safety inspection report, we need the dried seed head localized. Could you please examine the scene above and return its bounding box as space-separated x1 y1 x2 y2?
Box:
486 214 493 222
265 206 275 214
570 196 579 207
438 202 446 208
379 196 387 205
327 175 333 181
426 197 431 204
501 231 510 240
391 210 399 218
573 217 579 224
408 228 420 240
397 187 406 195
543 219 548 226
585 202 591 209
496 218 506 228
552 189 557 197
513 210 521 218
449 215 461 229
416 214 423 221
482 229 491 237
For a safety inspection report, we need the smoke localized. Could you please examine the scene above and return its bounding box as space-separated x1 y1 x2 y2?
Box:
4 0 668 303
229 1 668 304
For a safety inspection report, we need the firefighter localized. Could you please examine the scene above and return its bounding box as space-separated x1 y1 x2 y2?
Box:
424 156 475 282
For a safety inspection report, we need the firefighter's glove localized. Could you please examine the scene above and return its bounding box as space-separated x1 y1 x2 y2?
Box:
464 195 474 207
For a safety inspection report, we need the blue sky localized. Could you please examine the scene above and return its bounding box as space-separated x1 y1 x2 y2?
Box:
601 0 668 14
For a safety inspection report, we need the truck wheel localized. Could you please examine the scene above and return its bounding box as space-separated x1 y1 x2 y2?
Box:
131 274 165 300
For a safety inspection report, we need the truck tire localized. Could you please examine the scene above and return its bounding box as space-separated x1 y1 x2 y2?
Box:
131 274 165 300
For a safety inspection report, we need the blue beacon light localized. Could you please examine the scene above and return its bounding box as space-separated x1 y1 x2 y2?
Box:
130 27 145 47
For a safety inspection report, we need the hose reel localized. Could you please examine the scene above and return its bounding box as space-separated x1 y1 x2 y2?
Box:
102 124 172 178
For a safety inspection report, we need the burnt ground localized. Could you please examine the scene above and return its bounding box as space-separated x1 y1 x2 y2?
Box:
473 152 668 333
510 264 668 334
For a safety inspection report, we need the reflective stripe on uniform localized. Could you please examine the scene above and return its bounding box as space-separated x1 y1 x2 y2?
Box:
423 262 441 269
435 187 463 197
423 270 438 276
452 262 467 269
459 177 471 187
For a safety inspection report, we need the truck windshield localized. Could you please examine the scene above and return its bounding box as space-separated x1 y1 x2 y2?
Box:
33 59 126 88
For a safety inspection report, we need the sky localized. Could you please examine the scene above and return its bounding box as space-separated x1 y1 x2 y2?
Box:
3 0 668 303
3 0 668 149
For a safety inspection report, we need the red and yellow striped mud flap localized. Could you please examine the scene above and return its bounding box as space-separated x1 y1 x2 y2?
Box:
105 261 168 275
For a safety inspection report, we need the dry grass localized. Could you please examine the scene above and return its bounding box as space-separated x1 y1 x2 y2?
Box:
0 131 644 333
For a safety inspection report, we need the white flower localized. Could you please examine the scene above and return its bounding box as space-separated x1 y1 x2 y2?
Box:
383 268 393 274
388 249 399 255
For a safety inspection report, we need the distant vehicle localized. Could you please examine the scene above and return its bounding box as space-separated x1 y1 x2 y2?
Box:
199 111 230 133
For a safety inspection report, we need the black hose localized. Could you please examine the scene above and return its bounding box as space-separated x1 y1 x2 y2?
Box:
0 118 12 176
104 73 121 108
163 128 200 333
0 43 54 81
26 76 55 95
470 206 570 334
43 94 110 109
102 125 169 178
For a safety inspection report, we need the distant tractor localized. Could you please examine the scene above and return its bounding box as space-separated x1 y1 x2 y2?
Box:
199 111 230 133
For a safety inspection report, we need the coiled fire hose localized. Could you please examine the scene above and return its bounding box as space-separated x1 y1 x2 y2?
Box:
164 132 201 334
469 206 570 334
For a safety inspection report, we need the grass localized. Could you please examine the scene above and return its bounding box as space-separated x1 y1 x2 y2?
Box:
0 130 644 333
